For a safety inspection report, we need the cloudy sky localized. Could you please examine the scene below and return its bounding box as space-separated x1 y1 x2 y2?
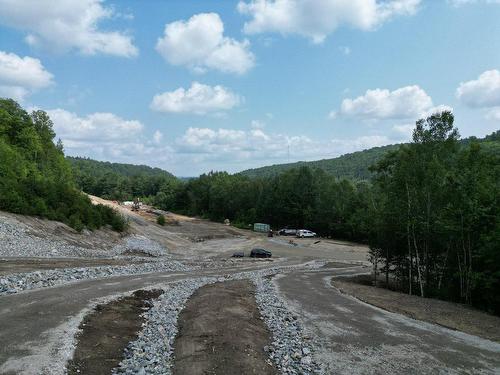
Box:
0 0 499 176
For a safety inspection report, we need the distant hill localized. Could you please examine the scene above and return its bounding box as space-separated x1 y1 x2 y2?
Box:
67 157 176 200
239 144 401 180
67 157 175 179
239 131 500 180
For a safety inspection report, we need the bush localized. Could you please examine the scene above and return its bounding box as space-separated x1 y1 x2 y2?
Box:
156 215 166 226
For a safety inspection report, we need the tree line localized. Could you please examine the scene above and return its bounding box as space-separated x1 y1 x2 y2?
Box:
0 99 126 232
161 112 499 314
67 157 178 202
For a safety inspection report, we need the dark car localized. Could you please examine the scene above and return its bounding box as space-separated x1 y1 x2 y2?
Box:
250 248 272 258
279 228 297 236
232 251 244 258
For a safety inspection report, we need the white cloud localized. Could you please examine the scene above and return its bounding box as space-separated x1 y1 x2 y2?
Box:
338 85 433 119
153 130 163 144
175 125 393 173
485 107 500 121
156 13 255 74
150 82 242 115
456 70 500 108
392 123 414 140
0 0 138 57
44 107 401 175
0 51 53 101
237 0 421 43
47 109 143 143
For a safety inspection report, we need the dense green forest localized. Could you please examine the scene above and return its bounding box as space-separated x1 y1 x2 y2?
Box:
239 133 500 180
161 113 499 314
68 157 177 202
239 144 400 179
0 99 126 232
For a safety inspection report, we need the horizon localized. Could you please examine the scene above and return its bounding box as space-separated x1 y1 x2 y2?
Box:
1 1 499 175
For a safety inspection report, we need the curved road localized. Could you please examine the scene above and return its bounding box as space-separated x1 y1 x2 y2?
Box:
276 265 500 374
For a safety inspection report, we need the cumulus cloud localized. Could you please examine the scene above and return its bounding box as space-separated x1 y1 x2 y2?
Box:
0 51 53 101
0 0 138 57
44 107 400 175
156 13 254 74
338 85 433 119
456 69 500 108
150 82 242 115
237 0 421 43
47 109 143 143
175 126 392 171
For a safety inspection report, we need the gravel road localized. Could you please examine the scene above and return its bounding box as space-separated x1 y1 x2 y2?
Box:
0 260 305 374
275 265 500 374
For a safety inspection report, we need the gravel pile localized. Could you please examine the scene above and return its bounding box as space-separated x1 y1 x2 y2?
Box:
0 261 191 296
113 277 215 375
0 220 109 258
110 235 168 257
254 275 319 374
112 265 322 375
0 220 169 259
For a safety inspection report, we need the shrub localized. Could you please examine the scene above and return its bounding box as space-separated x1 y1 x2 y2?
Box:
157 215 166 226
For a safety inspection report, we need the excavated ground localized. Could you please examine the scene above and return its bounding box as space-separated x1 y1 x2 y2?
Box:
66 289 163 375
173 280 277 375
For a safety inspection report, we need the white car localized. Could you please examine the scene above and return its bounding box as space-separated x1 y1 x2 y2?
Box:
296 229 316 238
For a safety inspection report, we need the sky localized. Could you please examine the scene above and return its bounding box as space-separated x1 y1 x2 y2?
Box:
0 0 499 176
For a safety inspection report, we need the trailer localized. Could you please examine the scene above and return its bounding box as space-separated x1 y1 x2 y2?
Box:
253 223 270 233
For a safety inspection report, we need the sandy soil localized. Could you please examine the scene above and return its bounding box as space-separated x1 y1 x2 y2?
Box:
66 289 163 375
173 280 277 375
333 276 500 343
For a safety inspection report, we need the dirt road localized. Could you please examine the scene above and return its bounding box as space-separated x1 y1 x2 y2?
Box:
174 280 276 375
0 260 299 375
275 265 500 374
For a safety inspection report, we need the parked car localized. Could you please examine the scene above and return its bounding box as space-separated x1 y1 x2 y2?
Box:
232 251 244 258
296 229 316 238
250 248 272 258
279 228 297 236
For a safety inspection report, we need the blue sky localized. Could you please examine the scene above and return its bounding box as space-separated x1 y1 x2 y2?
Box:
0 0 499 176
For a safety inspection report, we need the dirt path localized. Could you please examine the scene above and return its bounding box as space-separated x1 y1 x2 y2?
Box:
173 280 277 375
276 267 500 374
67 289 162 375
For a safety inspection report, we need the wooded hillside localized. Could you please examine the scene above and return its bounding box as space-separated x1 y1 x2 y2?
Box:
67 157 177 202
0 99 126 232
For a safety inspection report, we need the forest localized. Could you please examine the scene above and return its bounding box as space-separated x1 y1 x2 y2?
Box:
68 157 177 202
163 113 500 314
0 99 126 232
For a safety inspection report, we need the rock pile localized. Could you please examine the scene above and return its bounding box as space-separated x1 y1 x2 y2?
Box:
0 261 191 296
0 220 169 259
